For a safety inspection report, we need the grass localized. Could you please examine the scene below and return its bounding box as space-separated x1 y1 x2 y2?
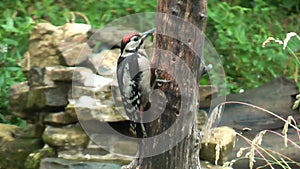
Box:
204 101 300 169
262 32 300 83
204 33 300 168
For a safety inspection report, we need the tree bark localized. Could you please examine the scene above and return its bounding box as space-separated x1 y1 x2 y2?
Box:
124 0 207 168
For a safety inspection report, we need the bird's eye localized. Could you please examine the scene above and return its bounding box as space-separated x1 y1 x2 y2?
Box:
133 37 139 41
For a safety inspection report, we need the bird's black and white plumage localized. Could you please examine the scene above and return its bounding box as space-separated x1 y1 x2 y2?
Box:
116 29 154 138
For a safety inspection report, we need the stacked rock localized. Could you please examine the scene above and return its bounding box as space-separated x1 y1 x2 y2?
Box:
8 23 137 168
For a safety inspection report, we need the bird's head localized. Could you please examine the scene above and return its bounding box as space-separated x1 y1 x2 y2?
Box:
120 28 155 55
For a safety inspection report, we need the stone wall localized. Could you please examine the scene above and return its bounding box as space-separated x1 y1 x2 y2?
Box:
7 22 136 169
5 22 230 169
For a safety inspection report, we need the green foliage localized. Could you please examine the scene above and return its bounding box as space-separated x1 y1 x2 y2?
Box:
207 0 300 93
66 0 156 27
0 2 34 124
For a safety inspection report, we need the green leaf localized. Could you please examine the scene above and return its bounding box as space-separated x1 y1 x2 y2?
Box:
3 38 18 46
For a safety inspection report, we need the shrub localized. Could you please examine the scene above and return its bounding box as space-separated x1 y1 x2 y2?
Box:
206 0 300 93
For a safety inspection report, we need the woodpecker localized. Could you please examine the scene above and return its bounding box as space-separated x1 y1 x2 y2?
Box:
116 28 155 138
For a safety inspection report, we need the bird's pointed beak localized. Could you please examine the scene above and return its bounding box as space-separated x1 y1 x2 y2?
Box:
141 28 155 40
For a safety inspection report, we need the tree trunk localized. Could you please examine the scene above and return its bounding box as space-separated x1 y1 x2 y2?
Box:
124 0 207 168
